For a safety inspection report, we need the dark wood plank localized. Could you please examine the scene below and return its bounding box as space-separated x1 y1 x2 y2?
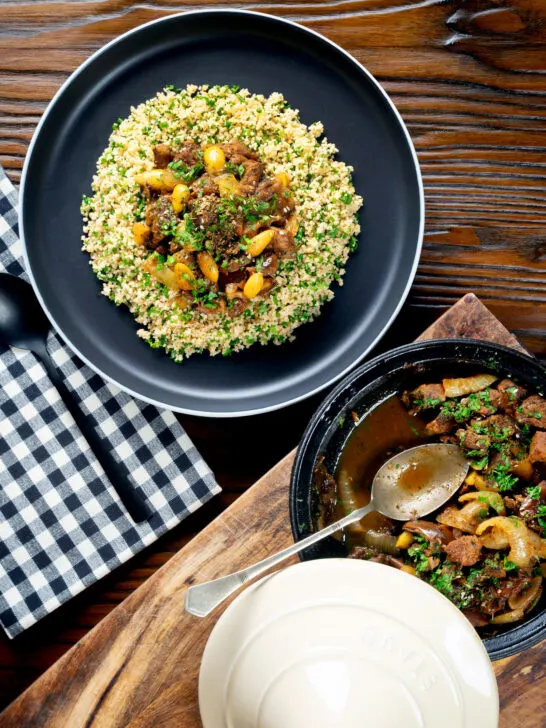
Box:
0 294 539 728
0 0 545 714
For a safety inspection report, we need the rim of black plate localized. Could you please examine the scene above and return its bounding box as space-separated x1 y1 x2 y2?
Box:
19 9 425 417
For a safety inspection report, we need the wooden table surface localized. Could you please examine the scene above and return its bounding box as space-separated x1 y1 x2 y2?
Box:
0 0 545 714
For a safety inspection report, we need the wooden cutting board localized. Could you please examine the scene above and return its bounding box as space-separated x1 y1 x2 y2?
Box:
1 293 543 728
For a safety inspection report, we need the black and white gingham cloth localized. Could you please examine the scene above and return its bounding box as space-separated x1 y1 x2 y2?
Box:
0 167 220 638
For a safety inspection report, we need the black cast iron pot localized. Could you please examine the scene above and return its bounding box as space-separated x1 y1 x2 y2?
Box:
290 339 546 660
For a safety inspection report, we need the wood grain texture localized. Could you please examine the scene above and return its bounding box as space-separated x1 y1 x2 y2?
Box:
0 294 540 728
0 0 545 716
0 0 544 353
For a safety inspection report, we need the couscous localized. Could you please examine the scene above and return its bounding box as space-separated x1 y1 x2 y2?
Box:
81 84 362 360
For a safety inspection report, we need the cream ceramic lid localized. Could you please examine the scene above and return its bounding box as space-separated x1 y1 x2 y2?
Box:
199 559 499 728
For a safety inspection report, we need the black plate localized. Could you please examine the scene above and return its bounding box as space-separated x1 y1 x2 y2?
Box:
20 10 423 416
290 339 546 660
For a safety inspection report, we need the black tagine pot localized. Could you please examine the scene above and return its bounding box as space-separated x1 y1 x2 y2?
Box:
290 339 546 660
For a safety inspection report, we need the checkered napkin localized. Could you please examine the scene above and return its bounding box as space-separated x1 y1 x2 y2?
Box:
0 167 220 638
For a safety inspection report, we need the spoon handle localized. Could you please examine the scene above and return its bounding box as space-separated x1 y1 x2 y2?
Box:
185 501 374 617
37 350 152 523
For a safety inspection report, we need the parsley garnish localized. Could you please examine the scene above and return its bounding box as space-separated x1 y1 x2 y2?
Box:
503 556 518 572
491 460 518 492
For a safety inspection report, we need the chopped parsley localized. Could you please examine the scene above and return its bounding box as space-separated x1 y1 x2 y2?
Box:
490 460 518 492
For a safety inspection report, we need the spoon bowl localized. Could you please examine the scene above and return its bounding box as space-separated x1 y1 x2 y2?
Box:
372 443 469 521
0 273 50 353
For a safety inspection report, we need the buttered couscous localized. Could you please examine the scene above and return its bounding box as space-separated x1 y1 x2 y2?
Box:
81 84 362 361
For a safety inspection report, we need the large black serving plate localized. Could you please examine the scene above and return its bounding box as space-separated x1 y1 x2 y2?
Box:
21 10 423 416
290 339 546 660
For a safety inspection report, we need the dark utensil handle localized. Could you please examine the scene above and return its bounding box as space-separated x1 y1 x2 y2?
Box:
37 350 152 523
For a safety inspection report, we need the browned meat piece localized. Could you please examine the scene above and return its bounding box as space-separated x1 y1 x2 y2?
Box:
220 256 251 275
369 554 409 570
457 426 490 455
401 383 445 414
481 575 531 618
153 143 174 169
403 520 454 545
463 610 489 628
220 140 258 160
190 174 219 197
497 379 527 412
239 159 264 193
530 432 546 464
173 140 201 167
261 253 279 277
503 495 522 511
155 243 169 257
271 228 296 257
219 268 246 290
150 195 176 246
444 535 482 567
191 196 218 230
521 482 546 515
440 434 458 445
349 545 380 561
517 395 546 429
482 413 518 440
273 190 296 217
425 412 456 436
494 573 534 603
255 176 284 202
227 298 248 318
460 389 502 416
232 215 245 238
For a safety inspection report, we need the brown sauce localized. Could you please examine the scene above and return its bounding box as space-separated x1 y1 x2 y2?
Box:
335 395 429 542
397 457 436 494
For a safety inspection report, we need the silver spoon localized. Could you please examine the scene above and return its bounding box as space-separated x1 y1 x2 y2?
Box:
185 443 469 617
0 272 152 522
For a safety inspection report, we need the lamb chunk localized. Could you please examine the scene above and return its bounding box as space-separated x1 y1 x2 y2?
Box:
219 140 258 160
271 228 295 257
239 159 264 194
173 141 201 168
261 253 279 277
462 389 502 416
255 176 284 203
517 395 546 429
227 297 249 318
457 427 490 456
497 379 527 412
520 482 546 515
150 195 176 246
482 414 518 441
444 535 482 567
191 195 218 230
401 383 445 414
403 520 454 545
529 432 546 464
274 189 296 217
153 143 174 169
425 412 456 436
190 173 219 197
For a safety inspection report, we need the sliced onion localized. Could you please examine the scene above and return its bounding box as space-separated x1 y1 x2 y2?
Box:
509 576 543 612
490 608 525 625
476 516 534 569
337 468 364 535
363 530 399 555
